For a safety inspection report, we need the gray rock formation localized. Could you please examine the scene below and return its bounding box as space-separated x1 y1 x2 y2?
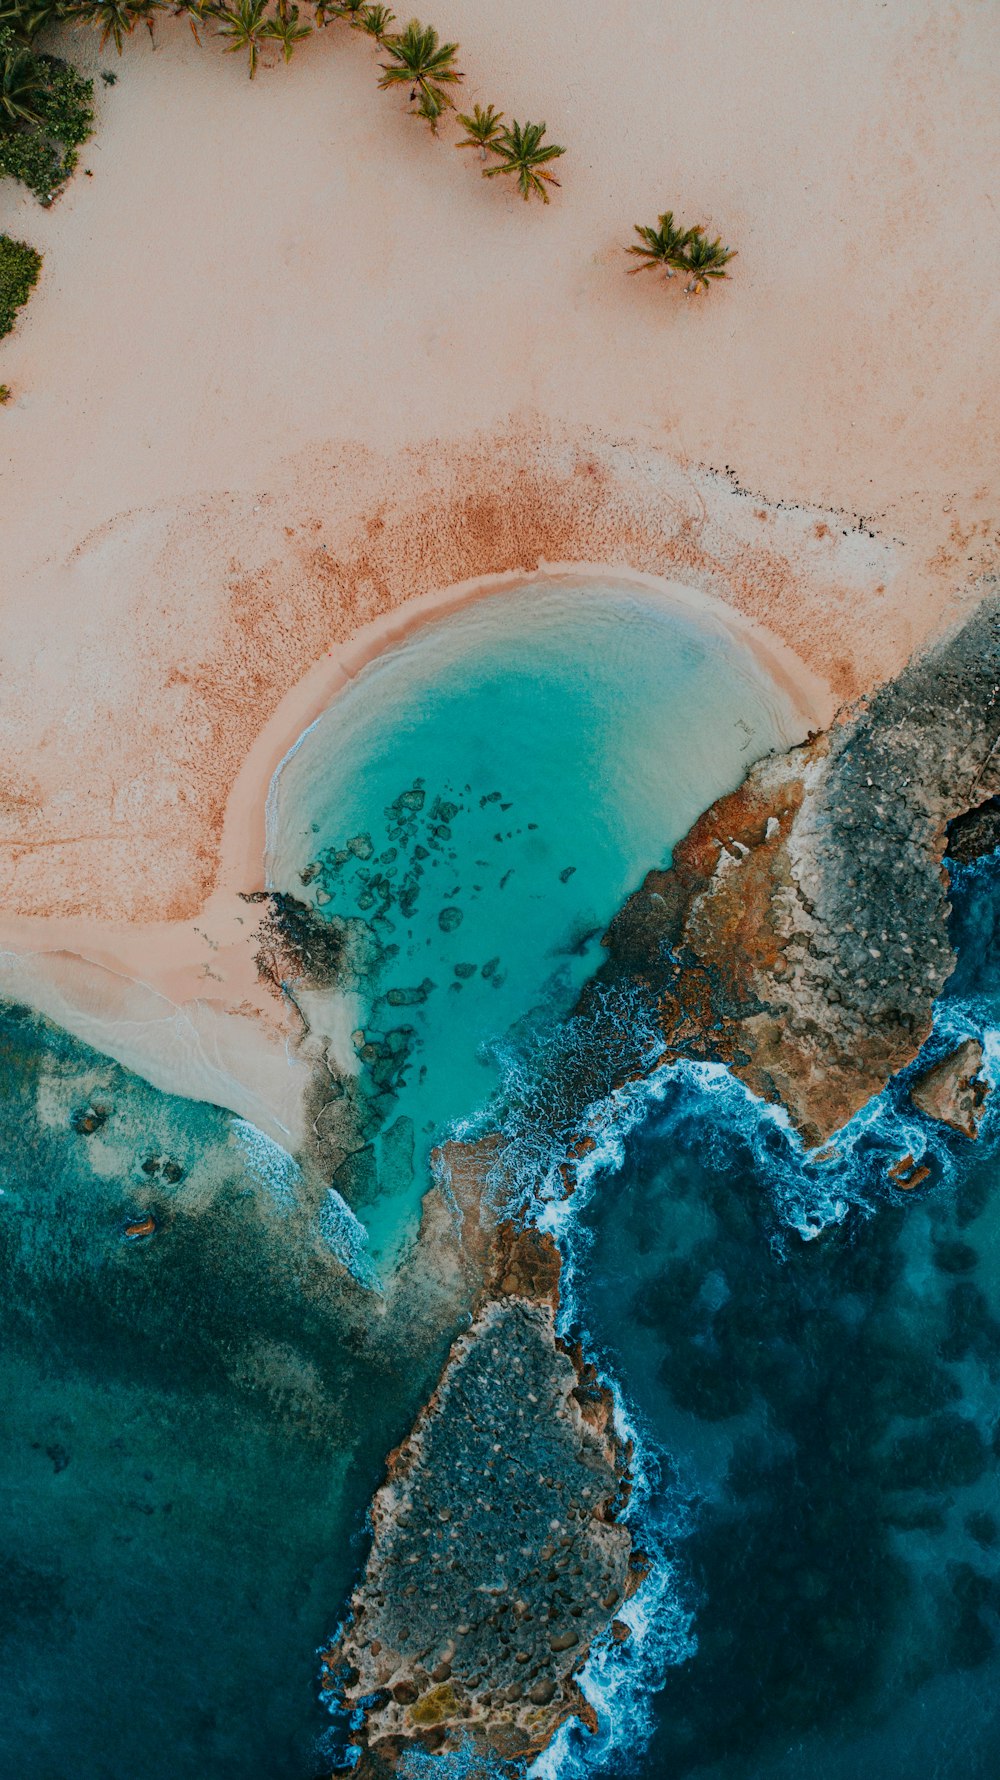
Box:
321 1286 633 1772
602 590 1000 1143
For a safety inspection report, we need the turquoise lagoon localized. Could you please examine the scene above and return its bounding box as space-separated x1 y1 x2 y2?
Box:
267 575 803 1259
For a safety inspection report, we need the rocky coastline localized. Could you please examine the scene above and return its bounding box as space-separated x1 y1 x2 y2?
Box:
319 1156 642 1774
600 587 1000 1144
314 589 1000 1774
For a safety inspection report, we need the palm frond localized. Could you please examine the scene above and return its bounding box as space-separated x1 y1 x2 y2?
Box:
456 100 503 153
682 226 736 292
378 19 462 128
0 34 46 120
213 0 269 75
0 0 68 44
356 2 392 38
68 0 164 53
481 118 565 202
260 0 310 57
626 211 692 277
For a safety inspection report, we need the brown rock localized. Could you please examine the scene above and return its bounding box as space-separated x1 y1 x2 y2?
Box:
888 1153 931 1190
911 1039 990 1139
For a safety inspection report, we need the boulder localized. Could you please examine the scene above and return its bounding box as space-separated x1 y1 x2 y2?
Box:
911 1039 990 1139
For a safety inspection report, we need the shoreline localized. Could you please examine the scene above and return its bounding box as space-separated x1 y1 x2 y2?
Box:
0 567 833 1146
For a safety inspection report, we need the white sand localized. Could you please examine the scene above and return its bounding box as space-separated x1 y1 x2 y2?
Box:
0 2 997 1131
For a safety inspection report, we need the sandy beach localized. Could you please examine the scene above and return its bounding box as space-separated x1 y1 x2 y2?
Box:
0 560 832 1142
0 1 997 1129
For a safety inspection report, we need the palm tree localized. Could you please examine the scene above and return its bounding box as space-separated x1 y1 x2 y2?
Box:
456 100 503 157
214 0 269 75
682 226 736 293
378 19 462 130
0 0 67 42
482 118 565 202
626 211 692 279
172 0 211 43
261 0 311 59
356 2 392 38
0 35 46 120
69 0 163 51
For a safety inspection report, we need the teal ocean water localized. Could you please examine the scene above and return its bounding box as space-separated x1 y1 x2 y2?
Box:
267 576 801 1260
3 581 999 1780
0 1004 462 1779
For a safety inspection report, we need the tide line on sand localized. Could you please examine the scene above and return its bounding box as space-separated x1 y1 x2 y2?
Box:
0 566 831 1143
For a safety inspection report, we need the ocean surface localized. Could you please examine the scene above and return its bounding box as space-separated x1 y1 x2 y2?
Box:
2 583 998 1780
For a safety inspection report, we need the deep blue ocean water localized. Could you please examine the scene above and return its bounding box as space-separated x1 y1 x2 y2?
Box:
2 588 998 1779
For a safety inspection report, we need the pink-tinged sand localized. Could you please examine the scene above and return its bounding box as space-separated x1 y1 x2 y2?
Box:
0 563 832 1143
0 4 997 1133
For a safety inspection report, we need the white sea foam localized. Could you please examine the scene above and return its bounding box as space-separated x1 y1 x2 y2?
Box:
231 1116 303 1210
319 1186 383 1292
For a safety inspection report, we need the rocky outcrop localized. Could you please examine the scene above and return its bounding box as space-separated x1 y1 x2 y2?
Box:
320 1232 634 1773
911 1039 990 1139
318 592 1000 1774
601 591 1000 1144
948 796 1000 865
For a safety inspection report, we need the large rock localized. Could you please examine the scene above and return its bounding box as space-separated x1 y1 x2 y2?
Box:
601 590 1000 1144
911 1039 990 1139
321 1292 633 1771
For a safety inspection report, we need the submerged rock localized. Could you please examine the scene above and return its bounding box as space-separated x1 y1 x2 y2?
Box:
911 1039 990 1139
71 1104 108 1136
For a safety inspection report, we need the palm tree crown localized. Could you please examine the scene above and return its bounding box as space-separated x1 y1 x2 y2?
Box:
627 211 692 278
0 33 45 119
261 0 311 60
69 0 163 53
482 118 565 202
378 19 462 129
214 0 269 76
682 226 736 292
456 101 504 155
627 211 736 292
356 2 393 38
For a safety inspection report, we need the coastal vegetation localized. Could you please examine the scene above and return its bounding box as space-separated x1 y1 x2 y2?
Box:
376 18 461 130
0 19 93 200
628 208 736 293
0 231 42 336
478 115 565 202
0 2 567 205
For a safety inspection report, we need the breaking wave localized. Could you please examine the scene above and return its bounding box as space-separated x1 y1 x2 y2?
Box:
319 1186 383 1291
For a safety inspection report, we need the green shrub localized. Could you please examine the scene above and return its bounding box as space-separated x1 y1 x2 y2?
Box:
0 25 93 202
0 232 42 337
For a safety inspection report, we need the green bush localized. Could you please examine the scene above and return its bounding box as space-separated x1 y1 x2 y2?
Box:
0 25 93 202
0 232 42 338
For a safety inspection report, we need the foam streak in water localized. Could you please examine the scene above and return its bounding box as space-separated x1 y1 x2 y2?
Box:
319 1187 383 1291
231 1116 303 1210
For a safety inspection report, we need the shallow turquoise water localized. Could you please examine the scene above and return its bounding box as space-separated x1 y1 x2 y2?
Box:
268 577 800 1258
